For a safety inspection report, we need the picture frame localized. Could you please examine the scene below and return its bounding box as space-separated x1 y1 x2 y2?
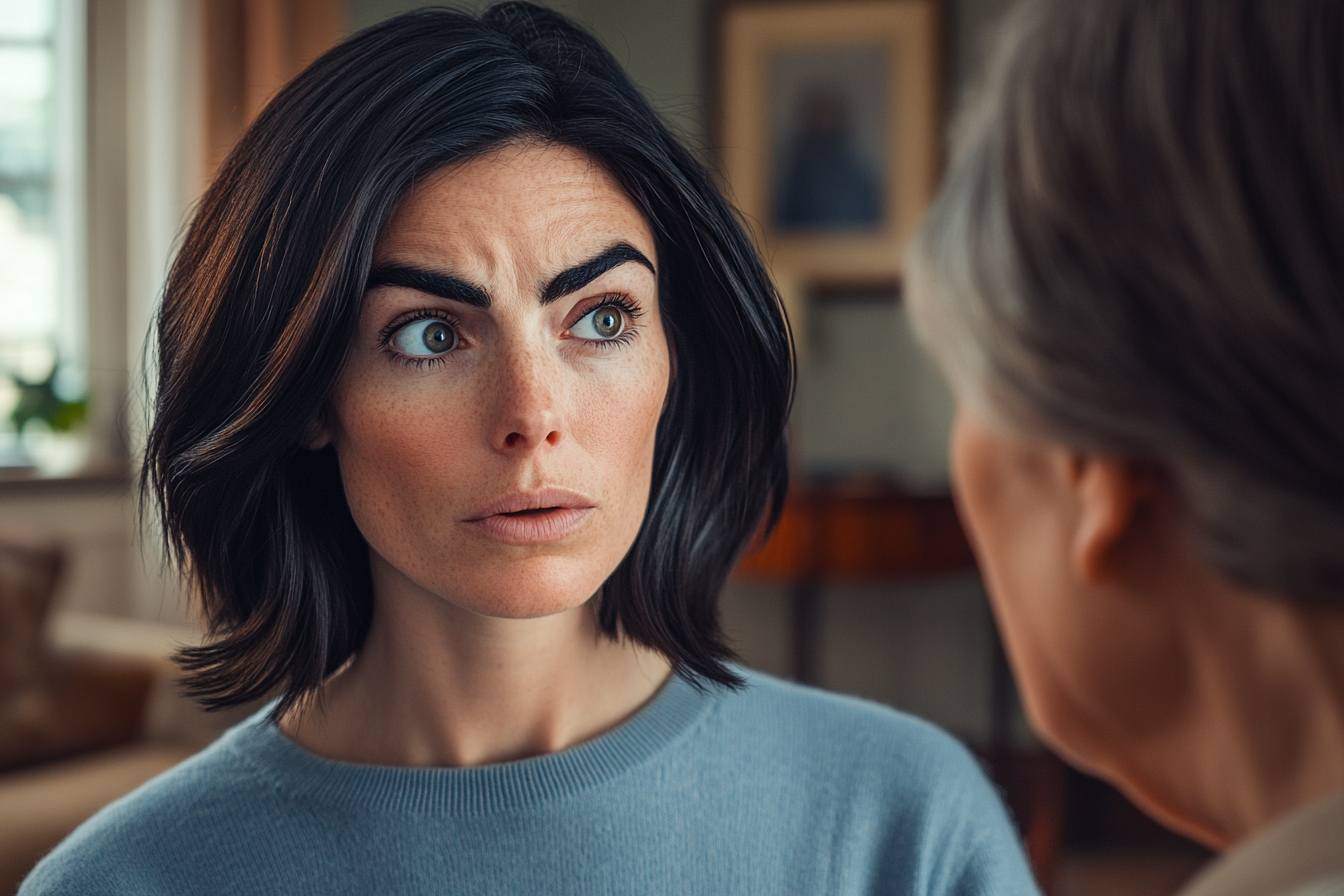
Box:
712 0 942 289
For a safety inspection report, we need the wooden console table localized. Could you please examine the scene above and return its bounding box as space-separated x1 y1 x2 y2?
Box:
733 481 976 684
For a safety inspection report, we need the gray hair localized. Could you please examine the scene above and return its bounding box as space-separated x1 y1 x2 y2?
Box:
907 0 1344 600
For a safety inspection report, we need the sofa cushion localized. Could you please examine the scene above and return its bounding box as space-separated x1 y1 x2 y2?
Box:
0 742 196 894
0 538 63 770
0 540 158 773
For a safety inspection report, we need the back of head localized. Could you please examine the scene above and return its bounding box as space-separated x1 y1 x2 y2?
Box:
908 0 1344 600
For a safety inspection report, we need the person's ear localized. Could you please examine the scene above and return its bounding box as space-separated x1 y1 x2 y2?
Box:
302 413 331 451
1067 456 1157 584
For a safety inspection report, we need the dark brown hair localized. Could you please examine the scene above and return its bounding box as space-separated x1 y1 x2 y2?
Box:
144 3 793 716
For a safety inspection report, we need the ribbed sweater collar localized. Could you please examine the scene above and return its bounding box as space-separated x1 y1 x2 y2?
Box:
221 672 719 817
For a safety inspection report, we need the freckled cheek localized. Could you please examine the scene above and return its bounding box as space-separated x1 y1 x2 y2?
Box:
574 360 668 509
330 380 481 529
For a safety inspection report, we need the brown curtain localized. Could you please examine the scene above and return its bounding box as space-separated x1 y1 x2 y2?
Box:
203 0 344 178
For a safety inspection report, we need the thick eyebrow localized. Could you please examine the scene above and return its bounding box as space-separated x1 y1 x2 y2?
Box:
540 243 656 305
364 242 655 310
365 264 490 308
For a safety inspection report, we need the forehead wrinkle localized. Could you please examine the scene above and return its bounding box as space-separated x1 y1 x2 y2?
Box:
534 191 656 269
378 142 656 309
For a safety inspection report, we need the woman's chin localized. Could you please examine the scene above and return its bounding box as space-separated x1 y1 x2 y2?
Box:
454 588 598 620
425 558 611 621
370 541 619 621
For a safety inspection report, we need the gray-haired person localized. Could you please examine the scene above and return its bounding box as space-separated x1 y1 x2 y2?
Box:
907 0 1344 893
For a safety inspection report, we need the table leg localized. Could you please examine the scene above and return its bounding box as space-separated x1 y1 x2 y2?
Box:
791 580 823 685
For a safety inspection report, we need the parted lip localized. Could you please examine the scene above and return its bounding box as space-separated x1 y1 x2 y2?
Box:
464 487 597 521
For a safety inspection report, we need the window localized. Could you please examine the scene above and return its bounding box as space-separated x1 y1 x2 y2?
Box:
0 0 84 473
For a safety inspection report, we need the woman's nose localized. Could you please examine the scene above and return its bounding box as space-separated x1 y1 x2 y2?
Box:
488 344 565 454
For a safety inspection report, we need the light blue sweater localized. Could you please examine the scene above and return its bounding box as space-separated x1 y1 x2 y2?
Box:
22 670 1039 895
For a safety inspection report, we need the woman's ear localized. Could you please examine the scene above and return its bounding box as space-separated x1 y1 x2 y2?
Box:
302 414 332 451
1068 456 1157 584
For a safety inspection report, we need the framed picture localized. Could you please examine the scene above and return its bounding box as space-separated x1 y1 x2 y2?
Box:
712 0 942 288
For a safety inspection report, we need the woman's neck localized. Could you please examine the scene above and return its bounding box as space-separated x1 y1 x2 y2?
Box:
1193 597 1344 844
1119 581 1344 850
278 564 671 768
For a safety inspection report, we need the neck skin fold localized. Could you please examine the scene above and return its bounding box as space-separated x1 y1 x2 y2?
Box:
1107 577 1344 850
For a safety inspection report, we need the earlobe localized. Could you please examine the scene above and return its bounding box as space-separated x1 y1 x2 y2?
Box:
1069 456 1150 584
302 415 331 451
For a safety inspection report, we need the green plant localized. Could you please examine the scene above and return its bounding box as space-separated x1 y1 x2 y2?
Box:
10 366 86 433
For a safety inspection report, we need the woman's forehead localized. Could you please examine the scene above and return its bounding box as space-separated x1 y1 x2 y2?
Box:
377 143 656 267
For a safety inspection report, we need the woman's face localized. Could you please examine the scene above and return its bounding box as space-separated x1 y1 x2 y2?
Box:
320 142 670 619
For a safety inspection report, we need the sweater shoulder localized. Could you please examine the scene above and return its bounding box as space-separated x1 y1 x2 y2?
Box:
19 716 279 896
718 669 986 778
697 671 1037 894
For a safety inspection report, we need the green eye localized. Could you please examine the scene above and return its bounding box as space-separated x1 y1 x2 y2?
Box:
392 319 459 356
572 305 626 340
